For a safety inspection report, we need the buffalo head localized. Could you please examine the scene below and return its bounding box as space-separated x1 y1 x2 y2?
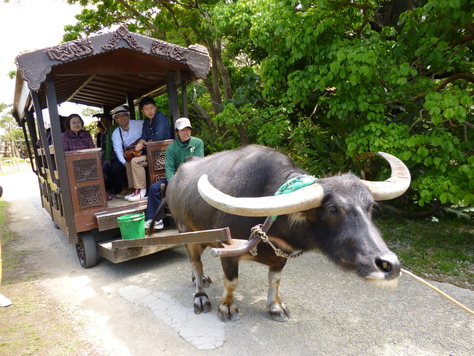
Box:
196 151 410 285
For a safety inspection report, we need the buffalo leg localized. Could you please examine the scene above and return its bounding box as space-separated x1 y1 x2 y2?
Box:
185 243 212 314
267 264 290 322
218 257 240 322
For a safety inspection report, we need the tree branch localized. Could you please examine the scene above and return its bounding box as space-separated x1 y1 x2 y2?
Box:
378 199 441 218
449 22 474 46
117 0 167 38
410 73 474 102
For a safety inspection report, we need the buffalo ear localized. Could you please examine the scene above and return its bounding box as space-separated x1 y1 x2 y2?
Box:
288 209 318 225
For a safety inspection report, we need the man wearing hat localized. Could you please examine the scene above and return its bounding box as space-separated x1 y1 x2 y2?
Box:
110 105 144 200
144 117 204 229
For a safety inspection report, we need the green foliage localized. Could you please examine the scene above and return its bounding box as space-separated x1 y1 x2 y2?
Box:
214 102 291 148
1 103 23 142
218 0 473 211
59 0 473 212
377 216 474 290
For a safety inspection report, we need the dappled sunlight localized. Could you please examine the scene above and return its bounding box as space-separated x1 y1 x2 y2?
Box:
1 171 39 201
48 275 97 301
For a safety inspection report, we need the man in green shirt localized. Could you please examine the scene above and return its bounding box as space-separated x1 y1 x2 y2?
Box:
145 117 204 229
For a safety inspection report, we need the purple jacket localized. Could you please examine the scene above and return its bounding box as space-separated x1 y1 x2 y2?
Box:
62 129 95 152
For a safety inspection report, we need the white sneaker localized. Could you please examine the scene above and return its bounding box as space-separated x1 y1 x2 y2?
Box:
124 188 136 200
0 294 11 307
127 188 147 202
154 219 164 229
144 219 164 230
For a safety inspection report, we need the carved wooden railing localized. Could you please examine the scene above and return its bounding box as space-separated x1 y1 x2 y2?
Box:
146 139 174 184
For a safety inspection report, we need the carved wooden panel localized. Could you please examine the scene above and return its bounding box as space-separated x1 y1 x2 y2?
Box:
146 140 173 185
77 184 102 209
65 149 106 231
74 158 99 182
46 39 94 61
154 173 166 183
102 25 145 51
152 150 166 171
151 40 186 60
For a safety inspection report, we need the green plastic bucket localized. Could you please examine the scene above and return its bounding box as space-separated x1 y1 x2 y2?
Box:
117 213 145 239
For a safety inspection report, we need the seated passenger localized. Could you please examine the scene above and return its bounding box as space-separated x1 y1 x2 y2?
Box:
101 114 129 198
144 117 204 229
61 114 95 152
95 114 118 201
125 97 173 202
111 106 145 201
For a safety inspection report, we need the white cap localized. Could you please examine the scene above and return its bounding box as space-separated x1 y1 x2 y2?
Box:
175 117 192 131
112 106 129 118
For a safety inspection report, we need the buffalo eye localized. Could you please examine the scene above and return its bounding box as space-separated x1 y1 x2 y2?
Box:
328 206 339 215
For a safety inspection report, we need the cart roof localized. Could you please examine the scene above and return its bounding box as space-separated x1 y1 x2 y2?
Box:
13 25 211 121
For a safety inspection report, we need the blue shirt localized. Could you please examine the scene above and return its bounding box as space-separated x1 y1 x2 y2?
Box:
140 111 172 142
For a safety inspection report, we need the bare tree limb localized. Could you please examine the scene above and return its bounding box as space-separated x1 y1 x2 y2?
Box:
378 200 441 218
117 0 167 38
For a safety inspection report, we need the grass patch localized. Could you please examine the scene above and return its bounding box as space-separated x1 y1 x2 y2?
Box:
376 215 474 290
0 200 37 285
0 200 100 356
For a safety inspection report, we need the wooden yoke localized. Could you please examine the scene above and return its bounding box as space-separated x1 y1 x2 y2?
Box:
210 217 275 258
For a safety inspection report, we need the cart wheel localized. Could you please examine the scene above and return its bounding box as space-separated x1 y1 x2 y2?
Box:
76 232 98 268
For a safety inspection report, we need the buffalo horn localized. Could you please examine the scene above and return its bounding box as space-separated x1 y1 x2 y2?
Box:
197 175 325 217
197 152 410 216
361 152 411 201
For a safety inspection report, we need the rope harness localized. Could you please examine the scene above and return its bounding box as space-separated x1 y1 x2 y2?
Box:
249 224 304 259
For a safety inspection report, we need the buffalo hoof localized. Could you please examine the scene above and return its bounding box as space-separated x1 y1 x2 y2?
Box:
193 292 211 314
217 303 240 322
269 302 290 322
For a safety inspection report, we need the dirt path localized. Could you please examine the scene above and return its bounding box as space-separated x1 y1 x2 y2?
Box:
1 171 473 355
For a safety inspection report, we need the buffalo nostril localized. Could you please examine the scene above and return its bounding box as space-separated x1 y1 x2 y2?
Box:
375 253 401 279
376 258 392 273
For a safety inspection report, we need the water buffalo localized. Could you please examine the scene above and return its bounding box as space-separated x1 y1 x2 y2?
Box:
159 145 410 322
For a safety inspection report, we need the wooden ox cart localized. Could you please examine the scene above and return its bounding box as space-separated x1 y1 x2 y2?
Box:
12 26 231 267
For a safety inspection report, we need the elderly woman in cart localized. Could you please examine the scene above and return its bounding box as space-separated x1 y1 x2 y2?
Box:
61 114 95 152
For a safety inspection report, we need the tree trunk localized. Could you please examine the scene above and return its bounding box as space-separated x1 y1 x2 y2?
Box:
205 41 223 115
214 39 233 100
191 92 215 131
207 39 249 144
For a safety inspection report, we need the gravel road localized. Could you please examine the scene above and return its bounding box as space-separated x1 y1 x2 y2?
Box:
2 171 473 355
